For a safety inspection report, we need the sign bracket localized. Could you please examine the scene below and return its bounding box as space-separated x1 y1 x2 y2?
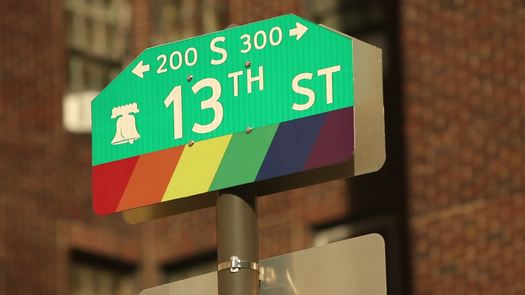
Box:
217 255 260 274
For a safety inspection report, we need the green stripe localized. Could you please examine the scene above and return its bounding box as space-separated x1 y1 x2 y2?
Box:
210 125 278 190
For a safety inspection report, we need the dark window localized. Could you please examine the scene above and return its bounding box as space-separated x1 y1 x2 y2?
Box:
0 265 5 295
162 252 216 283
306 1 410 294
70 251 137 295
305 0 389 72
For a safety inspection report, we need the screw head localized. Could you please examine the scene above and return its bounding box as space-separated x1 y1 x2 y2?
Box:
187 74 193 82
245 61 251 68
188 140 195 147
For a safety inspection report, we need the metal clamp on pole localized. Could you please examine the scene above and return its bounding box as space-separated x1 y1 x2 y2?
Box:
218 256 260 274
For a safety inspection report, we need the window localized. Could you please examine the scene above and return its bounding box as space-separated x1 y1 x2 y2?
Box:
64 0 131 93
63 0 131 132
304 0 389 70
162 252 216 283
313 223 353 247
306 1 407 294
70 251 137 295
150 0 224 45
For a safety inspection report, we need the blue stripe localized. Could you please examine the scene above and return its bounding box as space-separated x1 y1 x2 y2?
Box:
256 113 327 181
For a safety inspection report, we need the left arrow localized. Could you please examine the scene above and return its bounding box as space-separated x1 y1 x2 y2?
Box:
132 60 150 78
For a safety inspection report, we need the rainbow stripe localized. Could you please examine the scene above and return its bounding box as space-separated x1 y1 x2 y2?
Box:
92 107 354 215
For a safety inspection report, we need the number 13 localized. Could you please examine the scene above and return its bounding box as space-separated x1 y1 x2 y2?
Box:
164 78 223 140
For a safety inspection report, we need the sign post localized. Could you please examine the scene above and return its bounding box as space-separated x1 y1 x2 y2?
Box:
91 14 385 295
217 190 259 295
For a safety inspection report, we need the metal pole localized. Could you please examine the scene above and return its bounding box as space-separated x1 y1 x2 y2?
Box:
216 187 259 295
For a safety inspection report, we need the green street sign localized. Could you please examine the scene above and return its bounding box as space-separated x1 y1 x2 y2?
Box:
91 14 354 166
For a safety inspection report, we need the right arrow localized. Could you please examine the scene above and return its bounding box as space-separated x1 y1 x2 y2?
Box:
289 22 308 40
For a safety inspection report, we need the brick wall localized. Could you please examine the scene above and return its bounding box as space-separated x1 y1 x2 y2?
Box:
402 0 525 294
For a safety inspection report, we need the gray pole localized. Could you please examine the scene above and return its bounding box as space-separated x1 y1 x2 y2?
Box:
216 188 259 295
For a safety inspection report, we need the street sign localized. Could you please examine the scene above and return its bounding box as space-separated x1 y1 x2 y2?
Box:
123 34 384 224
139 234 387 295
92 14 363 215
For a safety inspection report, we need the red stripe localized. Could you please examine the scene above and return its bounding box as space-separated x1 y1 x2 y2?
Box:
92 156 139 215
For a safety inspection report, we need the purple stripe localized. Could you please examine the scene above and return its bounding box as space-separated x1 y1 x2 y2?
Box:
256 113 326 181
305 107 354 169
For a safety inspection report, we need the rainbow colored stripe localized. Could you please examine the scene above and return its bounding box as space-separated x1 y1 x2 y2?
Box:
93 107 354 214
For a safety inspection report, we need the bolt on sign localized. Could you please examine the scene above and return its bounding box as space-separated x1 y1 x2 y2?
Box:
92 14 369 215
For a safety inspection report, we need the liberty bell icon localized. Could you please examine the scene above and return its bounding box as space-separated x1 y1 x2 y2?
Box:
111 103 141 145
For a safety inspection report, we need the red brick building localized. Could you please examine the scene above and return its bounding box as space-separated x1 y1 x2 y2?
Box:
0 1 523 295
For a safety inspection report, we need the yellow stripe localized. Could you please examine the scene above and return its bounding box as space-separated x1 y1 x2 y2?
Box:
162 135 232 201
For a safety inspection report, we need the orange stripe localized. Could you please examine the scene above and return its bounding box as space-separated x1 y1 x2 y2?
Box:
117 147 185 211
